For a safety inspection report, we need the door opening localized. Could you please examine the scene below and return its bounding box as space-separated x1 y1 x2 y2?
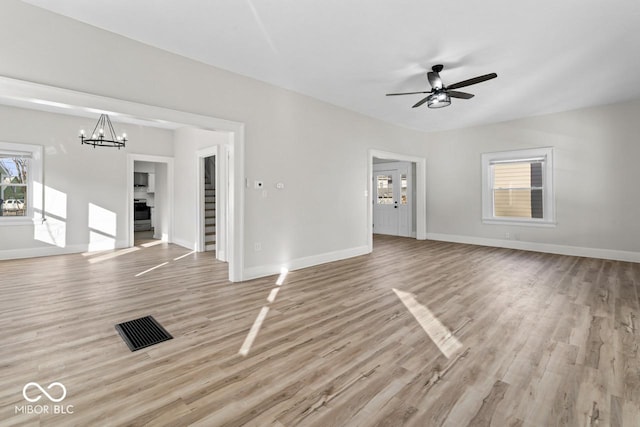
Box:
373 159 415 237
130 156 173 246
367 150 427 253
196 143 228 262
203 155 216 252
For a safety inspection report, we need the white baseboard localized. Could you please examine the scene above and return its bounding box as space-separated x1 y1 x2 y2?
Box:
426 233 640 263
0 240 129 260
243 245 371 281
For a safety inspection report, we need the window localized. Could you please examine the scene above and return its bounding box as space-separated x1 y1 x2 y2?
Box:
0 142 42 225
376 174 393 204
481 147 555 226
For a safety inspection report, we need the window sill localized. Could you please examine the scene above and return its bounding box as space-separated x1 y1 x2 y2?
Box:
482 218 557 228
0 217 39 227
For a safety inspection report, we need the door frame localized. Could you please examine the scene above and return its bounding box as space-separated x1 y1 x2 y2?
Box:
196 144 229 261
373 161 413 237
368 149 427 252
127 154 174 246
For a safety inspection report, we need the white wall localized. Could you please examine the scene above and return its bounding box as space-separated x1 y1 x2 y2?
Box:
0 1 429 277
0 105 173 258
426 99 640 260
5 1 635 272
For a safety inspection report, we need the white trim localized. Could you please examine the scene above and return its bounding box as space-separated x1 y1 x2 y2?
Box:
368 150 427 252
243 245 370 281
482 218 557 227
481 147 555 226
0 76 245 282
426 232 640 263
127 154 174 246
0 240 128 260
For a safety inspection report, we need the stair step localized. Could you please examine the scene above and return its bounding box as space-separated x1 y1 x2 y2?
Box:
205 196 215 203
205 184 215 190
205 218 216 225
205 244 216 251
205 203 215 209
205 226 216 233
205 190 215 196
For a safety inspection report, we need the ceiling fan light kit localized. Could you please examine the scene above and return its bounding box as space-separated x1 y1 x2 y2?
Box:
387 64 497 110
427 92 451 109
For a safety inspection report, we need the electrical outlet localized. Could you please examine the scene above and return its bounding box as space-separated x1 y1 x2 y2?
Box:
254 242 262 251
505 232 510 240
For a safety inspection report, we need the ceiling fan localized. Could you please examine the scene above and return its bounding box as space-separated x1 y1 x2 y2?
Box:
386 64 497 109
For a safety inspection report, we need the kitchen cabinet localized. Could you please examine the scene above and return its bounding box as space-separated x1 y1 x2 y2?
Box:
147 173 155 193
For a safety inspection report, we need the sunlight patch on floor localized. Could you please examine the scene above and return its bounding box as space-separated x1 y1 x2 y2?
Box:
88 247 140 264
393 288 463 358
276 267 288 286
239 306 270 356
173 251 196 261
239 267 290 356
140 240 164 248
135 261 169 277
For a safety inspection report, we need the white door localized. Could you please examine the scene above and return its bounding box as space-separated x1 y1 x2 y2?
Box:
373 162 412 236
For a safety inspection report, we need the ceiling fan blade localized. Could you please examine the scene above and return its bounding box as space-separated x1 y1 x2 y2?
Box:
427 71 443 90
447 73 497 90
386 91 431 96
448 90 475 99
412 95 431 108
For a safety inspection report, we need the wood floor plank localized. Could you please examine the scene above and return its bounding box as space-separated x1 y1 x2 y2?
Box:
0 235 638 425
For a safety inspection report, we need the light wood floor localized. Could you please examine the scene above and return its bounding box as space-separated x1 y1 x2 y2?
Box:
1 236 639 426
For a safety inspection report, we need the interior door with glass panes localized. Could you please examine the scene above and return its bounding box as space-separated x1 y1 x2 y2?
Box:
373 162 411 236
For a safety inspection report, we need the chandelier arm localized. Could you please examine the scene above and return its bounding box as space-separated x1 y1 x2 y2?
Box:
90 114 104 139
106 115 118 140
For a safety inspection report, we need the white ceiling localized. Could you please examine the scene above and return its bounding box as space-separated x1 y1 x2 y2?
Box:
21 0 640 133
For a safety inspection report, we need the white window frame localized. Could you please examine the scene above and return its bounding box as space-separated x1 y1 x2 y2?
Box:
481 147 555 227
0 142 43 226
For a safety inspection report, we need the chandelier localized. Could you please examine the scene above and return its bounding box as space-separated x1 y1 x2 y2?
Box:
79 114 127 149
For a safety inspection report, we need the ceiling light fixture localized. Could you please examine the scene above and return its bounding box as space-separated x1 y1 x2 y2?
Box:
79 114 127 149
427 91 451 109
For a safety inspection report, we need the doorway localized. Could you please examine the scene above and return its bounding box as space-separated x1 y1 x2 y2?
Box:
203 155 216 252
367 149 427 252
196 144 228 262
373 160 414 237
128 154 174 247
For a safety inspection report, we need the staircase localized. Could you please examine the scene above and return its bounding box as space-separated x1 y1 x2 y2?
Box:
204 180 216 251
